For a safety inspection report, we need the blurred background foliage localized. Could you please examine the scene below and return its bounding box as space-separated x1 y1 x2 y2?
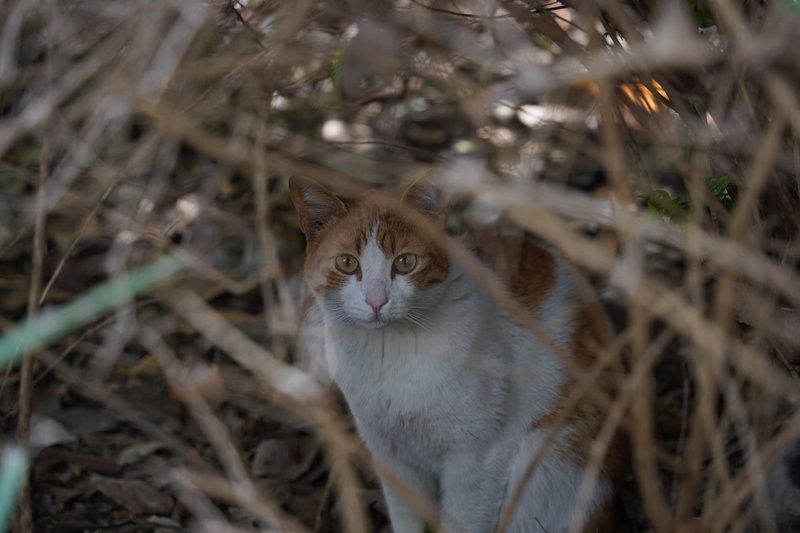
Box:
2 0 800 531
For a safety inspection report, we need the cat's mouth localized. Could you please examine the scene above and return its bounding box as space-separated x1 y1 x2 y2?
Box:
358 315 389 329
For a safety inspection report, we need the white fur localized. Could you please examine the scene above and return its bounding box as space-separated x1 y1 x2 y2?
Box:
309 230 611 533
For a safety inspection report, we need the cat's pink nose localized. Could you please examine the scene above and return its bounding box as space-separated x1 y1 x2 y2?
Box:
365 292 388 315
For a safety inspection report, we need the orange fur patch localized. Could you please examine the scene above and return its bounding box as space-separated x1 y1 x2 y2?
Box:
470 230 555 310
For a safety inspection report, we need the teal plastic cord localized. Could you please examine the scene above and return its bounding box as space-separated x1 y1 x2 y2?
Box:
0 447 29 533
0 252 186 370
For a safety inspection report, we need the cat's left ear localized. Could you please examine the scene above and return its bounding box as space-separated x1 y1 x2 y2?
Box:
289 177 348 239
402 181 449 224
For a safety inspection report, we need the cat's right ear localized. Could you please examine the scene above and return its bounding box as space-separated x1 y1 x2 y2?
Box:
289 177 347 239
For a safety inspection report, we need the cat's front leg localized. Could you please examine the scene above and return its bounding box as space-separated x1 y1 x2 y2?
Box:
440 449 508 533
373 455 437 533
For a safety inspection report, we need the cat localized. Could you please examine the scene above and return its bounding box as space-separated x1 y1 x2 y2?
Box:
290 177 625 533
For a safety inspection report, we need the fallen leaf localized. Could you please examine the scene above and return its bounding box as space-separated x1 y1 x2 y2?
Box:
251 436 320 480
53 407 118 437
90 474 173 515
30 413 77 452
119 441 164 467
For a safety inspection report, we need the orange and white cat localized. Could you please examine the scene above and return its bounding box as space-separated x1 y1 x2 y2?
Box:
290 178 624 533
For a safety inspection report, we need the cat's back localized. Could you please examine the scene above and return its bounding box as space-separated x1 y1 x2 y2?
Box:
470 229 611 348
471 230 625 532
470 230 556 310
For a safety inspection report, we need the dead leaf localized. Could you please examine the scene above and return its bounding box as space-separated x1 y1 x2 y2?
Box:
119 441 164 467
167 363 225 408
53 407 118 437
90 474 174 515
251 436 320 480
30 413 77 452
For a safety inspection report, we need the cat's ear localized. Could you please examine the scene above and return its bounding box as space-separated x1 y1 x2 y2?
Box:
402 181 448 224
289 177 347 238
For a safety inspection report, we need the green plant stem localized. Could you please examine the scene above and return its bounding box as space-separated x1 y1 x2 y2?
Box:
0 447 29 533
0 253 186 369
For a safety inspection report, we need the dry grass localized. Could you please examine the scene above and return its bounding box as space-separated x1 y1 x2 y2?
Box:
1 0 800 531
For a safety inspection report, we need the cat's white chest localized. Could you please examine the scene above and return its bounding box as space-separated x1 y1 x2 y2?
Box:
328 325 460 412
325 316 511 463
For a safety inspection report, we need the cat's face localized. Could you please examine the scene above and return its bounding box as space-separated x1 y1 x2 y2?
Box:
290 178 450 329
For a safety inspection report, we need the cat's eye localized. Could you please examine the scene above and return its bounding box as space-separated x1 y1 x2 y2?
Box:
393 253 417 274
335 254 359 274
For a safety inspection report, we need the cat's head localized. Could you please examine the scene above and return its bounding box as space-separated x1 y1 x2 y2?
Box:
290 178 450 329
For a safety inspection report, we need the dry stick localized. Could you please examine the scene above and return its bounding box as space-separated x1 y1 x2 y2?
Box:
709 115 787 533
252 169 283 347
686 228 800 311
177 249 262 296
36 132 164 305
696 353 732 506
13 131 50 533
175 469 310 533
669 359 691 509
674 390 710 527
475 178 800 358
705 405 800 528
139 326 306 532
635 278 798 393
139 328 248 484
164 289 370 533
627 298 671 532
674 170 710 524
672 123 716 528
705 86 785 533
640 288 775 533
568 328 674 533
713 115 786 334
637 278 788 533
252 123 298 354
38 180 118 305
768 75 800 137
313 474 335 533
168 469 235 531
712 374 777 533
32 306 141 389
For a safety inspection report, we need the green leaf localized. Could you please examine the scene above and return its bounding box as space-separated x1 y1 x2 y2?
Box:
706 176 730 199
685 0 715 27
331 48 344 96
638 189 689 222
706 175 734 210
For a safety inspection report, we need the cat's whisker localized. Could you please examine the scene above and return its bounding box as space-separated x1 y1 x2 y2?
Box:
404 312 434 333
